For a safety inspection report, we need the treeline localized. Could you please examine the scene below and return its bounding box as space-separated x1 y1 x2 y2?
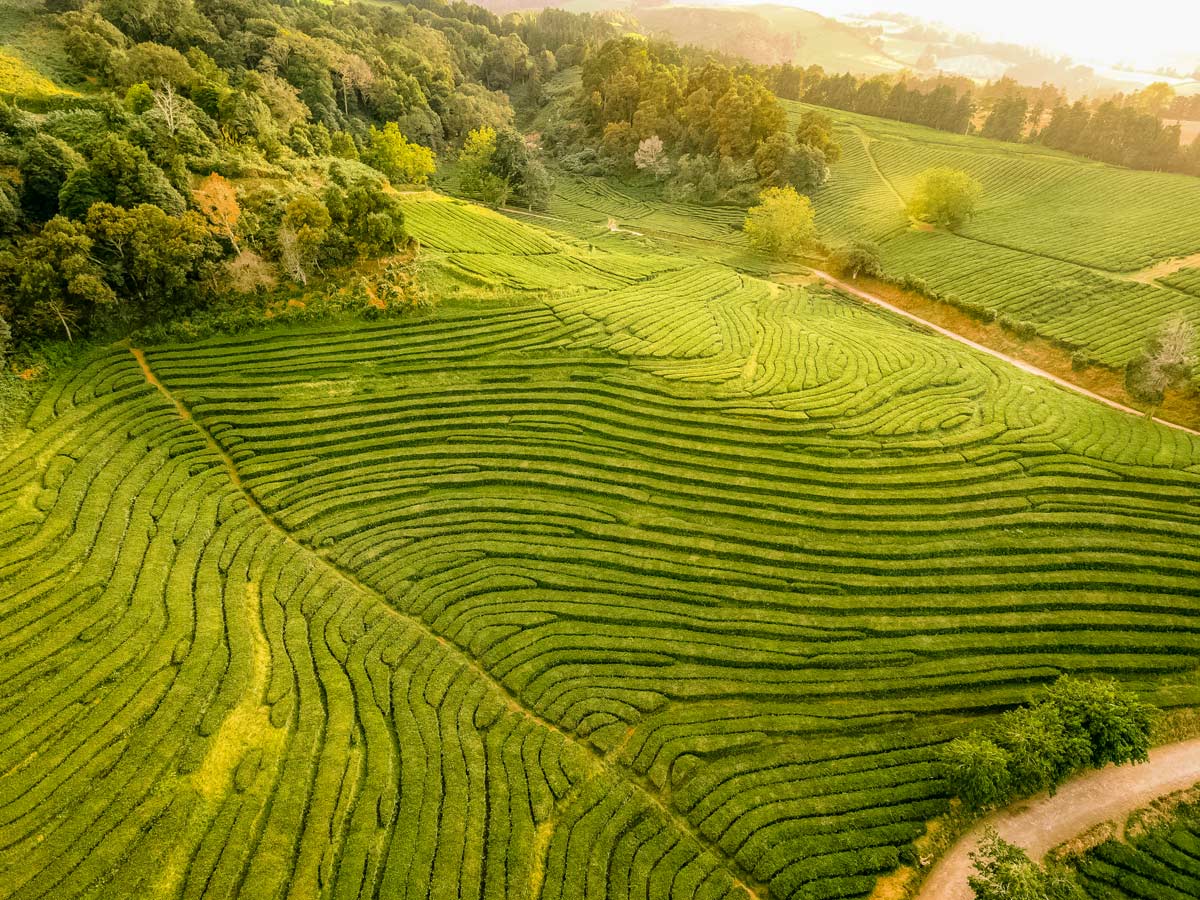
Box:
545 37 840 204
758 62 1200 176
1038 100 1200 174
0 0 621 353
766 64 976 135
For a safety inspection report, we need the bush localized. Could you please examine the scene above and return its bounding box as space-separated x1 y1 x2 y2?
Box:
830 240 883 279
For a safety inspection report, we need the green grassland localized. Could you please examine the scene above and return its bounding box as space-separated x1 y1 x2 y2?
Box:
3 192 1200 900
1069 801 1200 899
787 101 1200 369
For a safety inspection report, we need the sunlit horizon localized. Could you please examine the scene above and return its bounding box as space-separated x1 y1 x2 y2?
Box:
717 0 1200 75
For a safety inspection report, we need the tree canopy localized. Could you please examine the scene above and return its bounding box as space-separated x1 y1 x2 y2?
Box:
906 167 982 230
941 677 1155 812
969 830 1087 900
743 186 817 258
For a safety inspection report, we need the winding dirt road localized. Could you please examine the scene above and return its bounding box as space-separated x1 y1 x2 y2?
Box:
811 269 1200 438
915 736 1200 900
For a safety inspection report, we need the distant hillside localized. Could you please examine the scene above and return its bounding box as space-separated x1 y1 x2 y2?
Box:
635 5 907 74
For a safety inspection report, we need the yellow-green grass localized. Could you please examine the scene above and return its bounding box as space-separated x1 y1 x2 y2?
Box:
0 0 81 101
0 49 77 104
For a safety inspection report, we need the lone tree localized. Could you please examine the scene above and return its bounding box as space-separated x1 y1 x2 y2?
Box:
194 173 241 252
830 240 883 278
907 167 982 229
1125 317 1196 414
634 135 670 177
743 186 817 259
969 829 1086 900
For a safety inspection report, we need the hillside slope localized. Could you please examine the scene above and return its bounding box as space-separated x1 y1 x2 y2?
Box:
796 101 1200 369
3 194 1200 900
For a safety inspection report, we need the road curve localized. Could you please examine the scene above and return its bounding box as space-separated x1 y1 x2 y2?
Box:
810 269 1200 438
915 736 1200 900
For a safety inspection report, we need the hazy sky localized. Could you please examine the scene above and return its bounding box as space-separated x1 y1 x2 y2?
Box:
796 0 1200 71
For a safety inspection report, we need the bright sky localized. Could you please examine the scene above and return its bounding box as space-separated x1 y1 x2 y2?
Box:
799 0 1200 72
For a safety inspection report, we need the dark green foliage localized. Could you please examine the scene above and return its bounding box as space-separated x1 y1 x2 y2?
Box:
0 183 20 235
754 131 828 192
970 830 1087 900
981 95 1029 143
789 69 975 135
18 133 81 220
1044 677 1155 768
942 736 1011 810
573 35 800 182
0 312 10 364
0 216 115 340
941 678 1155 811
84 202 221 323
830 240 883 278
58 134 185 218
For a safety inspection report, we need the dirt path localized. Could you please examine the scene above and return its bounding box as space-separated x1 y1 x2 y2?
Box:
809 269 1200 438
916 737 1200 900
851 125 907 209
1125 250 1200 284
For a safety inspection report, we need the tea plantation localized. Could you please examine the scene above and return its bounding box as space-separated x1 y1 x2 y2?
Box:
2 196 1200 900
791 102 1200 368
1070 802 1200 899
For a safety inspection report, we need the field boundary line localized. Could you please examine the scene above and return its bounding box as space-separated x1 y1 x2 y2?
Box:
851 125 907 209
915 735 1200 900
127 344 769 900
809 269 1200 437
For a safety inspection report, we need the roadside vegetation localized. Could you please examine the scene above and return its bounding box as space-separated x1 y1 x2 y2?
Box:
942 678 1155 811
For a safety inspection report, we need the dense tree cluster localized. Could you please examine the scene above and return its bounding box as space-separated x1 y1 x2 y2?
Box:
551 37 838 202
1039 100 1199 174
941 677 1154 811
0 0 616 349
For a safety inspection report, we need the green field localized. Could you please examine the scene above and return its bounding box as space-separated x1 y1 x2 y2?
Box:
789 102 1200 369
3 194 1200 899
1069 802 1200 899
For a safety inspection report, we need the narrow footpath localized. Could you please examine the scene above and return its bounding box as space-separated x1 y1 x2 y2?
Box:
916 736 1200 900
811 269 1200 438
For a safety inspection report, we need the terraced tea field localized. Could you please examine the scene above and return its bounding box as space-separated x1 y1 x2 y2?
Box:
3 195 1200 900
1072 804 1200 899
790 102 1200 370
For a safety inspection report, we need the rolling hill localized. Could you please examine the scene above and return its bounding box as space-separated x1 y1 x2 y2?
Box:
792 101 1200 370
3 193 1200 900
